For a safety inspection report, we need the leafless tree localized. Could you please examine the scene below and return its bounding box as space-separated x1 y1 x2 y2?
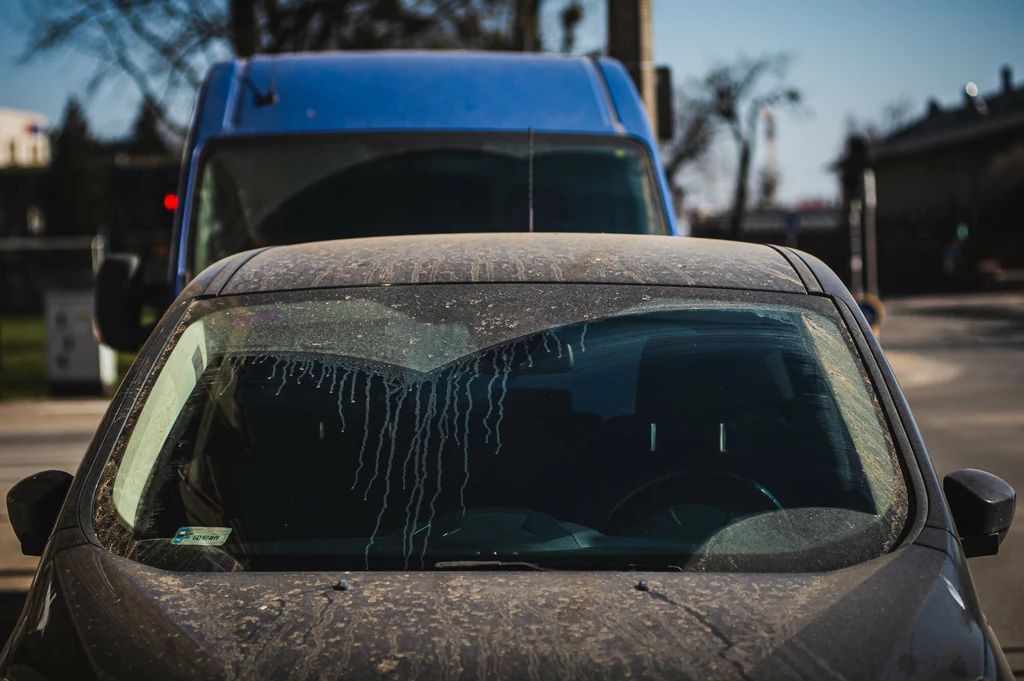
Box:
697 53 802 237
49 98 107 235
559 1 584 53
844 97 918 147
19 0 585 137
662 93 715 212
757 166 779 208
881 96 915 135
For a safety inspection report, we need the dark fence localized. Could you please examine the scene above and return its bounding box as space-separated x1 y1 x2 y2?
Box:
0 239 97 314
0 156 178 314
692 211 1024 295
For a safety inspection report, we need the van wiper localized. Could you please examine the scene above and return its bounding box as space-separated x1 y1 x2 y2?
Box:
433 560 552 571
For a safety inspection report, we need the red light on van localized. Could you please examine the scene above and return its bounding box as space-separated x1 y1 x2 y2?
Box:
163 194 179 211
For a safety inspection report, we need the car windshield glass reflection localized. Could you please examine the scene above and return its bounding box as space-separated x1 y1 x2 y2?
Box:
96 285 907 573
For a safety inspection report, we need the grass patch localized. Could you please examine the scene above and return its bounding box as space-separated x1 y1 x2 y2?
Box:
0 317 47 401
0 316 136 402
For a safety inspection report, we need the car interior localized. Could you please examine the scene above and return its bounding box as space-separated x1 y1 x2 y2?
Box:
135 310 889 570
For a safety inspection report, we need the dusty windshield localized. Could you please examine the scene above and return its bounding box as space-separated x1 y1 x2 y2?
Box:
95 285 906 573
191 134 666 273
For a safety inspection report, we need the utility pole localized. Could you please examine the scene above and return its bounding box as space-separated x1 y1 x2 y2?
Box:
863 169 878 297
840 134 884 332
608 0 657 133
841 134 869 294
849 198 864 296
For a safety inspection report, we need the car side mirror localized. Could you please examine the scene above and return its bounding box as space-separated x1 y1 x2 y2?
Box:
944 469 1015 558
7 470 74 557
94 253 148 353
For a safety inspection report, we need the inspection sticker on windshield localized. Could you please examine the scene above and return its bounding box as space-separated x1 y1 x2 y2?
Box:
172 527 232 546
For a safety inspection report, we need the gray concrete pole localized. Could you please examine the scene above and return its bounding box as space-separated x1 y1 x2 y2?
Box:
849 198 864 297
864 169 879 297
608 0 657 132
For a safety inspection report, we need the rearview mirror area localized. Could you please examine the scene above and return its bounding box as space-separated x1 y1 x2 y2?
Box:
94 254 148 353
7 470 74 557
944 469 1016 558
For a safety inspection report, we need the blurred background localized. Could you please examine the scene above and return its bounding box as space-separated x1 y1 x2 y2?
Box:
0 0 1023 666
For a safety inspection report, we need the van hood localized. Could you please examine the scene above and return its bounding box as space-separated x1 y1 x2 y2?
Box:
45 543 987 680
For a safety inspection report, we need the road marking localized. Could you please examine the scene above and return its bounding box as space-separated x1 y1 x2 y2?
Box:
32 401 109 416
916 410 1024 428
885 351 963 389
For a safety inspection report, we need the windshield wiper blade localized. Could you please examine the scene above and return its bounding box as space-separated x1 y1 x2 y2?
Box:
433 560 553 571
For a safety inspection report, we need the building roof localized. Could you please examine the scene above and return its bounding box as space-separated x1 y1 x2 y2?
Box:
0 108 48 124
873 68 1024 160
201 233 807 296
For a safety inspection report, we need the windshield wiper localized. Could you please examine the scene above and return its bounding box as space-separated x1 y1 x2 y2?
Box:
431 560 684 572
433 560 553 571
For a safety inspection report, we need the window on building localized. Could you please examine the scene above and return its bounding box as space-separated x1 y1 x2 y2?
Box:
7 140 16 165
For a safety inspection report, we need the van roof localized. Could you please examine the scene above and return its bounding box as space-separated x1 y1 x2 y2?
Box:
194 51 653 141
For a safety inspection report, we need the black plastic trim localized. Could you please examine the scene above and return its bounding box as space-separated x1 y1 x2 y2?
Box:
791 248 952 533
770 245 822 294
829 296 928 549
72 298 195 549
206 247 273 296
588 56 624 130
168 67 221 289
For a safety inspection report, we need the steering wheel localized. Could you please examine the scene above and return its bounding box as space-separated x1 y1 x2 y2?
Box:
604 469 783 535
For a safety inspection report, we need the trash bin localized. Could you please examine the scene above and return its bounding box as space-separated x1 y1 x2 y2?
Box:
44 289 116 396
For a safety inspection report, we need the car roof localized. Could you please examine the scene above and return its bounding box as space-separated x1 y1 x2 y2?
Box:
199 234 809 296
206 51 633 139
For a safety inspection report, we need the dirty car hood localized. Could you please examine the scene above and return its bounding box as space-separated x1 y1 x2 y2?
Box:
53 544 985 680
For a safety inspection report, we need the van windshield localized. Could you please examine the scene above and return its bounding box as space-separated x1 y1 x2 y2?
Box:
190 133 666 274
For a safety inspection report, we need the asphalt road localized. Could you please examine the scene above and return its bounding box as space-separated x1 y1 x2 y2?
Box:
0 401 104 584
0 399 103 642
880 292 1024 672
0 294 1021 662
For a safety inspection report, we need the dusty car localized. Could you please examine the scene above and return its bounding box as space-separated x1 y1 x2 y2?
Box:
3 234 1016 680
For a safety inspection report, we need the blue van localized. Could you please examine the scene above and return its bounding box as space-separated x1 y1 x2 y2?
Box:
97 51 676 350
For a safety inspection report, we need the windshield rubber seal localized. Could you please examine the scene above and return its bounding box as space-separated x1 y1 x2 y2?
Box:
80 283 916 572
831 295 927 550
74 297 197 549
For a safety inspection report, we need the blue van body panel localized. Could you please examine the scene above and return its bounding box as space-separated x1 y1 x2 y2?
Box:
172 61 238 286
596 58 679 237
237 52 620 135
194 62 237 142
172 51 678 293
595 58 653 141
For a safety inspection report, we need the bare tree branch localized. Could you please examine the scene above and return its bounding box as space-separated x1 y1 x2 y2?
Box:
663 95 715 181
687 53 805 236
559 0 583 53
18 0 545 132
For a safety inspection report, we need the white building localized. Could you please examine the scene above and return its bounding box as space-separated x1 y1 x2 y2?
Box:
0 107 50 168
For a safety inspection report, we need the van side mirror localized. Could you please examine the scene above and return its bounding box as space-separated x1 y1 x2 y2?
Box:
944 469 1015 558
7 470 74 556
94 253 148 352
655 66 675 142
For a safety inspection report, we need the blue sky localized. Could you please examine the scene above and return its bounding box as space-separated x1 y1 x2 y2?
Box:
2 0 1023 207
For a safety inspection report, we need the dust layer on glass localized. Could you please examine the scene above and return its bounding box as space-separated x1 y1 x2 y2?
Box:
93 285 907 573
